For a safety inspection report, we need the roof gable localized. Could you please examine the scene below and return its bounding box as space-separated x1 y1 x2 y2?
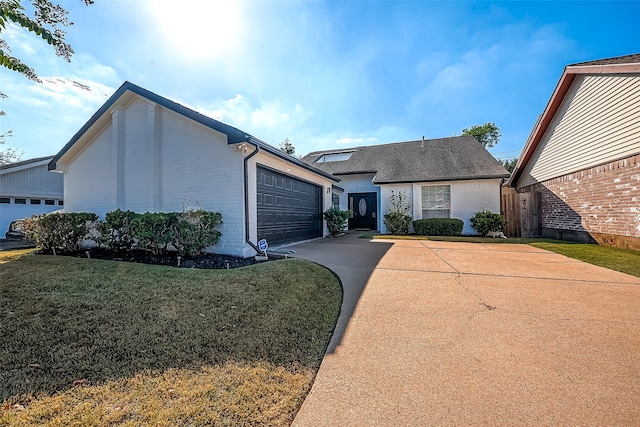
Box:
508 53 640 187
301 136 509 184
49 81 338 182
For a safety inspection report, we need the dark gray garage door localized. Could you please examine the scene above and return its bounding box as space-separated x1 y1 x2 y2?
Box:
257 165 322 245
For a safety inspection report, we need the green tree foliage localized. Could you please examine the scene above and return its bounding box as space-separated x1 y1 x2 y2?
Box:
462 122 501 149
1 0 93 161
278 138 295 156
499 157 518 173
0 0 93 82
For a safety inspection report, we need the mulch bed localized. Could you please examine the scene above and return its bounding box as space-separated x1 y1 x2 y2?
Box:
36 248 265 269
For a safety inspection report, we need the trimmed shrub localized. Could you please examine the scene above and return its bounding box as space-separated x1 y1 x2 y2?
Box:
94 209 137 251
412 218 464 236
384 212 413 235
130 212 175 256
383 190 412 235
324 207 350 237
21 212 99 253
170 210 223 257
470 210 505 236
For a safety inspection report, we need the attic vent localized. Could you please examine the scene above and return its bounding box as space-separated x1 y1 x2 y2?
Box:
316 152 354 163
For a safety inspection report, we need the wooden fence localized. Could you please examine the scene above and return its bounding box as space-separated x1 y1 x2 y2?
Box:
501 188 541 238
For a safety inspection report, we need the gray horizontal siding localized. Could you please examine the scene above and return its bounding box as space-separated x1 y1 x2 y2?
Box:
518 73 640 187
0 164 64 198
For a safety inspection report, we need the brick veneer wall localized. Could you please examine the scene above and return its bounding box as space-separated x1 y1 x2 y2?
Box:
519 153 640 249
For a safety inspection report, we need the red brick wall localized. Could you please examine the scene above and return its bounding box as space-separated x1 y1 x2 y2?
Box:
519 153 640 247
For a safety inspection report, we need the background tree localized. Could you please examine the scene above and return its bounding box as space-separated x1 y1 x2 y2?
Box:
499 157 518 173
0 130 22 164
278 138 296 156
1 0 93 82
462 122 501 149
0 0 93 164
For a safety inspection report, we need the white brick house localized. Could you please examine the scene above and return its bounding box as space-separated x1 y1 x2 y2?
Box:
302 137 510 234
49 82 339 257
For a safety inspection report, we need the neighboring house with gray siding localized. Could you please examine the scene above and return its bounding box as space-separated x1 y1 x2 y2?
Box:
302 137 510 234
49 82 339 257
507 53 640 249
0 156 64 235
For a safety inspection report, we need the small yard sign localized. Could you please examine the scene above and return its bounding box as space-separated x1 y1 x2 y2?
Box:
258 239 268 252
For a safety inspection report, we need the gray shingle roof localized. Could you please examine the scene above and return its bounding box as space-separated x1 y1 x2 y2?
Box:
301 136 509 184
0 155 54 171
570 53 640 67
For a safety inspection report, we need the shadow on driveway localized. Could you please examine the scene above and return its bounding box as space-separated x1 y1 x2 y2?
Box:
286 231 393 353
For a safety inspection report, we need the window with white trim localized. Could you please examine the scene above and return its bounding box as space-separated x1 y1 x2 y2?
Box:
421 185 450 218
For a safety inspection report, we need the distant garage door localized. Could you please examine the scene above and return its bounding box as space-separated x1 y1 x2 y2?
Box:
257 165 322 245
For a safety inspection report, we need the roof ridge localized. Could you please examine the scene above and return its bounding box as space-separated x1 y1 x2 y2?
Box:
305 135 470 156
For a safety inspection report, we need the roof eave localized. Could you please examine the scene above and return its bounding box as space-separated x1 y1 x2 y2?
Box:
506 69 576 187
242 138 341 183
507 59 640 188
50 81 252 171
49 81 338 182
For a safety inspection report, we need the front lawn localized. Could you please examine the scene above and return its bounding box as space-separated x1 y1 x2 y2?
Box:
0 253 342 426
529 241 640 278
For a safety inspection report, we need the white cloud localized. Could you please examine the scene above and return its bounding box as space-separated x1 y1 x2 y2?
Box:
194 95 312 144
26 77 114 113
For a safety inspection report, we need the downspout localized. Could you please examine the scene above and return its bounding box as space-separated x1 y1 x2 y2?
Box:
242 140 262 255
499 177 505 213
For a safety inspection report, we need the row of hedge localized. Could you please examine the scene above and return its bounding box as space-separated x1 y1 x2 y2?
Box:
412 218 464 236
21 209 223 257
385 211 505 236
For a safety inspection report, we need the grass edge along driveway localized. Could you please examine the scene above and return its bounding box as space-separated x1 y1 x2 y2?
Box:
373 235 640 279
0 253 342 426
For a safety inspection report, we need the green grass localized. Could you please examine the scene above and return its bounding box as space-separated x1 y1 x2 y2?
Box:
530 242 640 278
0 253 342 426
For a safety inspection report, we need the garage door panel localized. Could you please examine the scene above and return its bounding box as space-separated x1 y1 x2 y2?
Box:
257 166 322 245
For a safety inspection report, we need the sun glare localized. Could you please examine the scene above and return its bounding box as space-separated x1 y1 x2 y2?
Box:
149 0 242 60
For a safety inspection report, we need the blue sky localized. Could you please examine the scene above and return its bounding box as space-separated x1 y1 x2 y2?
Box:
1 0 639 162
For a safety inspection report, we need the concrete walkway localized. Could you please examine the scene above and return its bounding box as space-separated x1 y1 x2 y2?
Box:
290 236 640 426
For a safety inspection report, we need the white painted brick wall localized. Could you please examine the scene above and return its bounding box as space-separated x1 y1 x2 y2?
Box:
376 179 502 234
64 126 114 216
63 98 248 256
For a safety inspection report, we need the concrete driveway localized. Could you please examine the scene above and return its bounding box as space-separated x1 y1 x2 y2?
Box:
291 236 640 426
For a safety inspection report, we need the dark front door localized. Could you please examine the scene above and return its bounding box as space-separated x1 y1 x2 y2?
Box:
348 192 377 230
